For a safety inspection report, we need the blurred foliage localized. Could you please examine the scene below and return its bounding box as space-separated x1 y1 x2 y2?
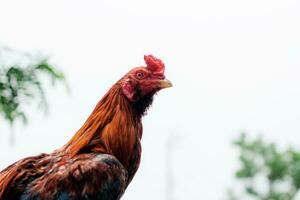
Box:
0 46 66 125
228 133 300 200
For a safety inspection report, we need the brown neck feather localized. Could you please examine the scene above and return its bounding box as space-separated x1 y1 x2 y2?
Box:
61 82 141 159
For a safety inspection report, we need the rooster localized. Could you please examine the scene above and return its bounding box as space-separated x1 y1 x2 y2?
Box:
0 55 172 200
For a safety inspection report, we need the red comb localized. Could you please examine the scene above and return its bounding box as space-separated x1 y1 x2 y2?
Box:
144 55 165 76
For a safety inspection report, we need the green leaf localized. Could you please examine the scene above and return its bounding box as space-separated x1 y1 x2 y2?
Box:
0 47 67 126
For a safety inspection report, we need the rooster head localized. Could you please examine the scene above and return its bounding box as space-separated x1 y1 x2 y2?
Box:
121 55 172 102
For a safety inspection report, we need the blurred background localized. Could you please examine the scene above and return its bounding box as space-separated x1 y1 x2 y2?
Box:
0 0 299 199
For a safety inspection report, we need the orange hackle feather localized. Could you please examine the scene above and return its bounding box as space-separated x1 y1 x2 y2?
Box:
62 80 142 173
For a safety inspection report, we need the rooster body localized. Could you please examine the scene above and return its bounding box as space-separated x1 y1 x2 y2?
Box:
0 55 172 200
1 153 127 200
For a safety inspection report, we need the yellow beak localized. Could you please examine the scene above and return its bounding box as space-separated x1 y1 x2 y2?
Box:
159 79 173 89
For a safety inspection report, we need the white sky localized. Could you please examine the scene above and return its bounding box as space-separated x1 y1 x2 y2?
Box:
0 0 299 199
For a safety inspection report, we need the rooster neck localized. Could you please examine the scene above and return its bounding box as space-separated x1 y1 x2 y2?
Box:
61 84 146 168
131 91 155 118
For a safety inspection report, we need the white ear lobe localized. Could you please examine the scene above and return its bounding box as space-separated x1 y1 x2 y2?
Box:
122 79 136 102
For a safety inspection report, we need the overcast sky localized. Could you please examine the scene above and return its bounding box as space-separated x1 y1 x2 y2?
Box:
0 0 299 199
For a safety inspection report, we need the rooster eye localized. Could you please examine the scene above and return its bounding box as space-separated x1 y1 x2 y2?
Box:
136 72 144 79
